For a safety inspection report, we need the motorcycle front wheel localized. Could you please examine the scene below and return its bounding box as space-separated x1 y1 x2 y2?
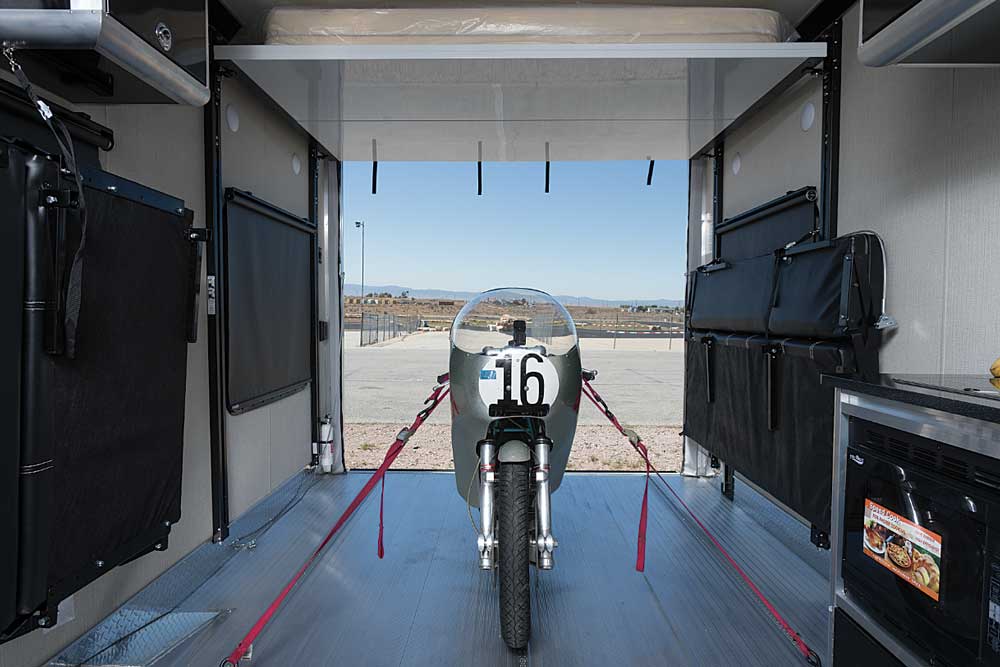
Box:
497 461 531 649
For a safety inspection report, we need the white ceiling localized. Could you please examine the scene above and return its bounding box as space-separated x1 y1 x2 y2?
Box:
224 1 823 43
218 2 827 161
228 51 819 161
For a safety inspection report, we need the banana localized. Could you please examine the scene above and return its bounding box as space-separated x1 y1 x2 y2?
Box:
992 356 1000 378
992 378 1000 392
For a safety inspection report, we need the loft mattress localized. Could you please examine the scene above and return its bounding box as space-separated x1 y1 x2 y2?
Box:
264 6 796 45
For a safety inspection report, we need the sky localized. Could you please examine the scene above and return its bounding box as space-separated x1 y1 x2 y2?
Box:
341 160 689 301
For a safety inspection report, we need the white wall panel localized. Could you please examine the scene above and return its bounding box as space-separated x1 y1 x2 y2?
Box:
721 78 822 219
221 76 310 218
941 68 1000 374
838 5 999 375
269 389 313 487
221 75 313 518
225 403 272 519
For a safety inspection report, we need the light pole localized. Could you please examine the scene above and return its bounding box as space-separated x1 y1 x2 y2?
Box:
355 220 365 314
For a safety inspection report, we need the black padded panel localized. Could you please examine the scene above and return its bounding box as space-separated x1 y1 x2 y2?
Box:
683 336 709 446
716 187 817 261
769 235 885 339
688 254 774 334
0 142 28 632
684 332 857 532
224 191 312 413
4 140 192 636
43 185 191 591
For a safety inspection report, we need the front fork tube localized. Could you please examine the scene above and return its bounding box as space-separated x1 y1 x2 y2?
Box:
477 440 497 570
533 436 556 570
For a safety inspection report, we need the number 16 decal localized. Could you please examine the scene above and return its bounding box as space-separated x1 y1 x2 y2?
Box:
479 349 560 411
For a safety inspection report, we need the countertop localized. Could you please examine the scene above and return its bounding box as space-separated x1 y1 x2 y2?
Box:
821 374 1000 425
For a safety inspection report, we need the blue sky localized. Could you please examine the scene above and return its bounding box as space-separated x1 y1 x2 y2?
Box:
341 160 689 301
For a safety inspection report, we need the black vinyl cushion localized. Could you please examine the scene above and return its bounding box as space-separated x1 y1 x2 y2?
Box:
45 187 190 588
716 191 816 261
768 244 844 338
224 196 312 411
1 143 28 631
689 235 884 340
688 254 774 334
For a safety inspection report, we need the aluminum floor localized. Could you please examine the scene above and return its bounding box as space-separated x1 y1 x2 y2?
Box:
63 471 830 667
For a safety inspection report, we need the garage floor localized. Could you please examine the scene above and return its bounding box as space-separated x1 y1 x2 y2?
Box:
54 471 829 667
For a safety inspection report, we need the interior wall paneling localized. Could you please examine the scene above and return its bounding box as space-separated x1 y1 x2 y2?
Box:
219 73 313 520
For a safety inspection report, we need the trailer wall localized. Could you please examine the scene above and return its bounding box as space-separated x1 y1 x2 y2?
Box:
0 100 211 667
219 75 315 518
837 5 1000 375
690 4 1000 376
0 68 339 666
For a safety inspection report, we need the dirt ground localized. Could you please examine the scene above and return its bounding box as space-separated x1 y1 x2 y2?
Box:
344 422 683 472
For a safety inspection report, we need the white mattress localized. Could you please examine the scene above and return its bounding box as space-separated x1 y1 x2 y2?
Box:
265 6 796 46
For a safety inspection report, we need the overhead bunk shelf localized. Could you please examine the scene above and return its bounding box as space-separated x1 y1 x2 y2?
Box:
214 6 828 162
216 41 825 61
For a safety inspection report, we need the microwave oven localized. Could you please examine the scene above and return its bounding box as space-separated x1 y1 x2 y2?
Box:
843 417 1000 665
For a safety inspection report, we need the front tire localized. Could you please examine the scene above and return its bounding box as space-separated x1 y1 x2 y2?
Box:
497 461 531 649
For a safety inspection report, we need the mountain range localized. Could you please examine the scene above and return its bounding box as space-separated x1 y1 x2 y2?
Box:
344 283 682 308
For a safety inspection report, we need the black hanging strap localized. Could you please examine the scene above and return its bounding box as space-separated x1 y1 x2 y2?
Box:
702 336 714 404
6 47 88 358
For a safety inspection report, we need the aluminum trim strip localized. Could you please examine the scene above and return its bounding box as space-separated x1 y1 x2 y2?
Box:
96 17 208 106
0 9 208 106
840 392 1000 457
858 0 996 66
0 10 102 47
216 41 827 62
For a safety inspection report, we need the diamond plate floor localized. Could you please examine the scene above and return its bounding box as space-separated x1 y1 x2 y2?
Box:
59 471 830 666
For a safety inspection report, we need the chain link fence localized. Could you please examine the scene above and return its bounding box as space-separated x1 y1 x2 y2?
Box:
360 312 419 346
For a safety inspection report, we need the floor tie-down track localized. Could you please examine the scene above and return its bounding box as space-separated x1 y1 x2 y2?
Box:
55 468 829 666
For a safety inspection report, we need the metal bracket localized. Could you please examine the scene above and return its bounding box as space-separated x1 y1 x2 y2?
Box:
810 525 831 550
874 313 898 331
188 227 211 243
40 188 79 208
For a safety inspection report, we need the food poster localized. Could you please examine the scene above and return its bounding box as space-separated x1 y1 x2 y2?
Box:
863 499 942 601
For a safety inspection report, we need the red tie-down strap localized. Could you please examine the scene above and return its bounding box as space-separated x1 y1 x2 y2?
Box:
220 376 450 667
580 376 821 667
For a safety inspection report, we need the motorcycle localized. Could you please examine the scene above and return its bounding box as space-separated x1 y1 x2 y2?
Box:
450 288 582 648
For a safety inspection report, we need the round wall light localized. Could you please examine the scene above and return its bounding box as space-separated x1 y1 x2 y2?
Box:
800 101 816 132
225 104 240 133
291 153 302 175
731 152 742 176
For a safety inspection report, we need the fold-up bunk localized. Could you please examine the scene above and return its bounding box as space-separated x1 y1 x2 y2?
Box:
214 6 827 162
263 6 799 45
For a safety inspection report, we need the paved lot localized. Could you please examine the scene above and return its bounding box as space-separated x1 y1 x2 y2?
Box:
343 330 684 426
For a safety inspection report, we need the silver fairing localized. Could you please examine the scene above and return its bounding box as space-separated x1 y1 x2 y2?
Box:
450 345 582 507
